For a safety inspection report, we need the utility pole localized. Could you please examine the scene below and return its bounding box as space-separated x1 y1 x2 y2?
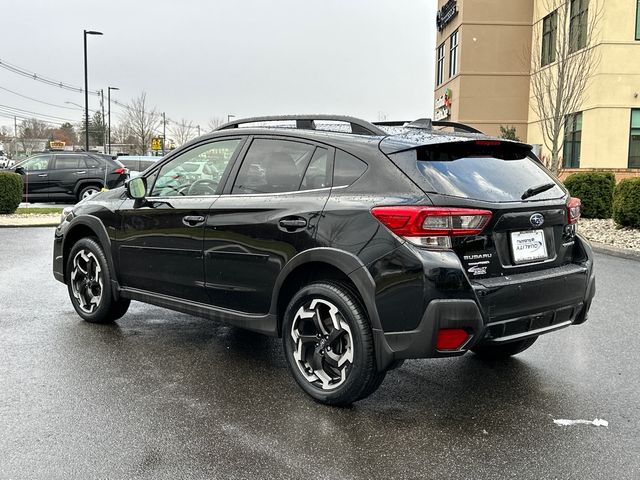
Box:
100 89 106 151
13 116 17 159
197 124 201 137
162 112 166 155
107 86 119 155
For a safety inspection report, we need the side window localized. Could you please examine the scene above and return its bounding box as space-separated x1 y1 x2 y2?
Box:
333 150 367 187
19 155 51 171
300 147 330 190
54 155 83 169
150 138 241 197
84 156 101 168
232 139 315 194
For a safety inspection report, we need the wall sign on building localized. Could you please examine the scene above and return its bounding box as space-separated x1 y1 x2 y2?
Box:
434 88 452 121
436 0 458 32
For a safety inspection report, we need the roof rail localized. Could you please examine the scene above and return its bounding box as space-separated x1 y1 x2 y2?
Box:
372 120 411 127
373 118 483 134
215 115 387 136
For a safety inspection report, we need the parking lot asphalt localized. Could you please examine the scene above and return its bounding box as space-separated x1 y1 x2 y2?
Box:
0 227 638 479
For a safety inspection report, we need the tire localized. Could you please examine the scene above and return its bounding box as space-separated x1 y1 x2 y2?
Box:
78 185 101 201
66 237 130 324
471 336 538 360
282 281 386 406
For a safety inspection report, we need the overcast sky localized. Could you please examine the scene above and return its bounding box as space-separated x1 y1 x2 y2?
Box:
1 0 436 133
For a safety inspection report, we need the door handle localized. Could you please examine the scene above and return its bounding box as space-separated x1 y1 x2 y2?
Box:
76 171 86 174
278 217 307 232
37 174 48 177
182 215 205 227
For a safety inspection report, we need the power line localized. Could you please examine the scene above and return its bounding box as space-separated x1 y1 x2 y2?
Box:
0 58 101 95
0 104 80 122
0 111 65 128
0 85 89 111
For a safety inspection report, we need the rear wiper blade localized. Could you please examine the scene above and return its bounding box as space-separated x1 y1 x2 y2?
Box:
521 183 556 200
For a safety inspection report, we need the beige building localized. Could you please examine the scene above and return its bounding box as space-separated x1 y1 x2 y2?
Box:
434 0 640 177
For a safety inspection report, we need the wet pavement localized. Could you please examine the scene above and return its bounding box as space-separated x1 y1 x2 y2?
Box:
0 228 638 479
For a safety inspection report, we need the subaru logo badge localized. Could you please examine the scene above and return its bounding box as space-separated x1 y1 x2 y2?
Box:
530 213 545 227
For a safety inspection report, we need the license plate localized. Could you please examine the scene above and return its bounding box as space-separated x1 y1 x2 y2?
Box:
510 229 548 264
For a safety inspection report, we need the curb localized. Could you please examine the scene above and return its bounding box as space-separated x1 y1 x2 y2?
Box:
0 223 58 228
590 241 640 262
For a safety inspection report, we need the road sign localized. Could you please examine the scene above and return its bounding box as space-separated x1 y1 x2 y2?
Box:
151 137 163 151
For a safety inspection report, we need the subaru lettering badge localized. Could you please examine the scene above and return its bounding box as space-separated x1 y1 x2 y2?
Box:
530 213 545 228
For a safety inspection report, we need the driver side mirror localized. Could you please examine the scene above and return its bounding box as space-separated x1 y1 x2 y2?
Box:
126 176 147 200
14 166 25 175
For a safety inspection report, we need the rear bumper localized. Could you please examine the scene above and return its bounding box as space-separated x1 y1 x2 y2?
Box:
373 242 595 370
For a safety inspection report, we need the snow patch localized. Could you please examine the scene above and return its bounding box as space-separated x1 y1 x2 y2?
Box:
553 418 609 427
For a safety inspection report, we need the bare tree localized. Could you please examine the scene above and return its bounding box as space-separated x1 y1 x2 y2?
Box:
0 125 12 140
111 120 133 145
530 0 602 174
124 93 160 155
169 118 196 146
207 116 226 132
19 118 50 153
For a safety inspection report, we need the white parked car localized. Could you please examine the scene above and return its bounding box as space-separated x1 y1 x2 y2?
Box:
0 156 15 169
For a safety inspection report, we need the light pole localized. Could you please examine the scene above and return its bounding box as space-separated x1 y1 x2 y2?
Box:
107 86 119 154
84 29 103 152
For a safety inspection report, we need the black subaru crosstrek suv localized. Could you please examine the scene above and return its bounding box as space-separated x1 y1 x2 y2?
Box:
10 151 128 202
53 115 596 405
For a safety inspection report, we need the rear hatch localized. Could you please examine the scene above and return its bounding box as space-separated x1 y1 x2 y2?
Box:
379 134 584 280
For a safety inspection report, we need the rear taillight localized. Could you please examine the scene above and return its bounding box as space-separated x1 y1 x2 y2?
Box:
113 167 126 175
436 329 470 351
567 197 581 224
371 206 492 249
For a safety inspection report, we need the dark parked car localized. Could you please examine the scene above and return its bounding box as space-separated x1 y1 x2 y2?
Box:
116 156 161 178
11 151 128 202
53 115 596 405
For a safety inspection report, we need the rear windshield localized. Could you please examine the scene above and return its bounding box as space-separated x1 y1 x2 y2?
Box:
389 144 565 202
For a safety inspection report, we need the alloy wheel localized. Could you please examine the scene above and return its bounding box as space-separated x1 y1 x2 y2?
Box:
290 298 354 390
70 249 103 313
81 188 99 199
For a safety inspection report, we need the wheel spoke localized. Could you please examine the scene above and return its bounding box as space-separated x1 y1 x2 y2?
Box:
327 327 344 345
297 333 318 345
313 306 329 335
309 352 324 372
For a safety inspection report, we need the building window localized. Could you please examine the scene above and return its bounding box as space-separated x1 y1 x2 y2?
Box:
629 110 640 168
569 0 589 53
563 112 583 168
436 43 445 85
541 11 557 66
636 0 640 40
449 30 459 78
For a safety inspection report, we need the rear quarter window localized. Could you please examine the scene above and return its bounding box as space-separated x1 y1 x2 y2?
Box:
334 150 367 187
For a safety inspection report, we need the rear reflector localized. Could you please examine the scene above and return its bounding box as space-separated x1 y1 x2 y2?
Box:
436 329 470 350
567 197 581 224
371 206 492 237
